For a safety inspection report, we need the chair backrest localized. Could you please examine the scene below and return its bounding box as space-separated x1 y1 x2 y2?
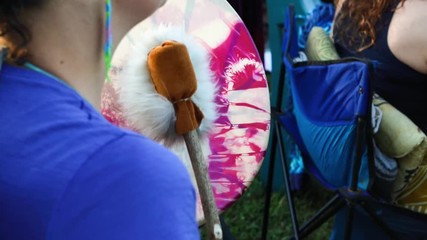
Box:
280 6 427 239
282 5 375 191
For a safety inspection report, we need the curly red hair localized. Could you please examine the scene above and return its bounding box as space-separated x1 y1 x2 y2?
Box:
334 0 405 52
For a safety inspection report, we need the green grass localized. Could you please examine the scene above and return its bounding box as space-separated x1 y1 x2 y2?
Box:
201 177 334 240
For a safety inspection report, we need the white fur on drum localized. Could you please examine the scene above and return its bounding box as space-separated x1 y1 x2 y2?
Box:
115 26 218 188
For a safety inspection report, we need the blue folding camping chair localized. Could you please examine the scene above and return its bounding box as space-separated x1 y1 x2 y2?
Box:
262 5 427 240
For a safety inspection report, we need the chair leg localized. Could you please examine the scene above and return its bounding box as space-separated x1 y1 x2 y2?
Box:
220 216 236 240
275 119 300 240
262 59 289 239
261 121 278 240
298 193 345 239
344 205 355 240
359 202 398 240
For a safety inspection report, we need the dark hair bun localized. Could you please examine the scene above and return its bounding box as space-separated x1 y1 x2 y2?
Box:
0 0 43 63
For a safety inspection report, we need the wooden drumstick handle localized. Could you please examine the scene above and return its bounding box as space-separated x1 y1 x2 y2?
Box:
147 41 222 239
184 130 222 240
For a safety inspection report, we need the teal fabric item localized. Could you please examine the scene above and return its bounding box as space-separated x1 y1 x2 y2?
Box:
299 3 335 49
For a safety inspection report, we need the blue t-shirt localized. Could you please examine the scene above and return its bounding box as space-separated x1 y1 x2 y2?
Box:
0 64 200 240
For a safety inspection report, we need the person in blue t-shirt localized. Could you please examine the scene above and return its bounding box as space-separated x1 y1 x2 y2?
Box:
0 0 200 239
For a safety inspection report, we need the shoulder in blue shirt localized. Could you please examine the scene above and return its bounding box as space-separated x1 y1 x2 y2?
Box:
0 64 199 240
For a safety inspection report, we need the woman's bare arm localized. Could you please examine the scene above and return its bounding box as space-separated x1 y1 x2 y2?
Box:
388 0 427 74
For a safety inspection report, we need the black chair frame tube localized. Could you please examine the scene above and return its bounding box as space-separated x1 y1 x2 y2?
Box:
359 202 397 240
261 58 287 240
297 194 345 239
261 127 277 240
275 118 300 240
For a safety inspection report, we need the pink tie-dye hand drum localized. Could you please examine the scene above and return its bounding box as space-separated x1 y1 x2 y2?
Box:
101 0 271 223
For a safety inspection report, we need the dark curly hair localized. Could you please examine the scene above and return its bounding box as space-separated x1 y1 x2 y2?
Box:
0 0 44 63
334 0 406 52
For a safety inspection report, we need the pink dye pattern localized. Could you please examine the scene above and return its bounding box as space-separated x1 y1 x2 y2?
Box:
101 21 270 222
208 22 270 215
101 66 135 131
